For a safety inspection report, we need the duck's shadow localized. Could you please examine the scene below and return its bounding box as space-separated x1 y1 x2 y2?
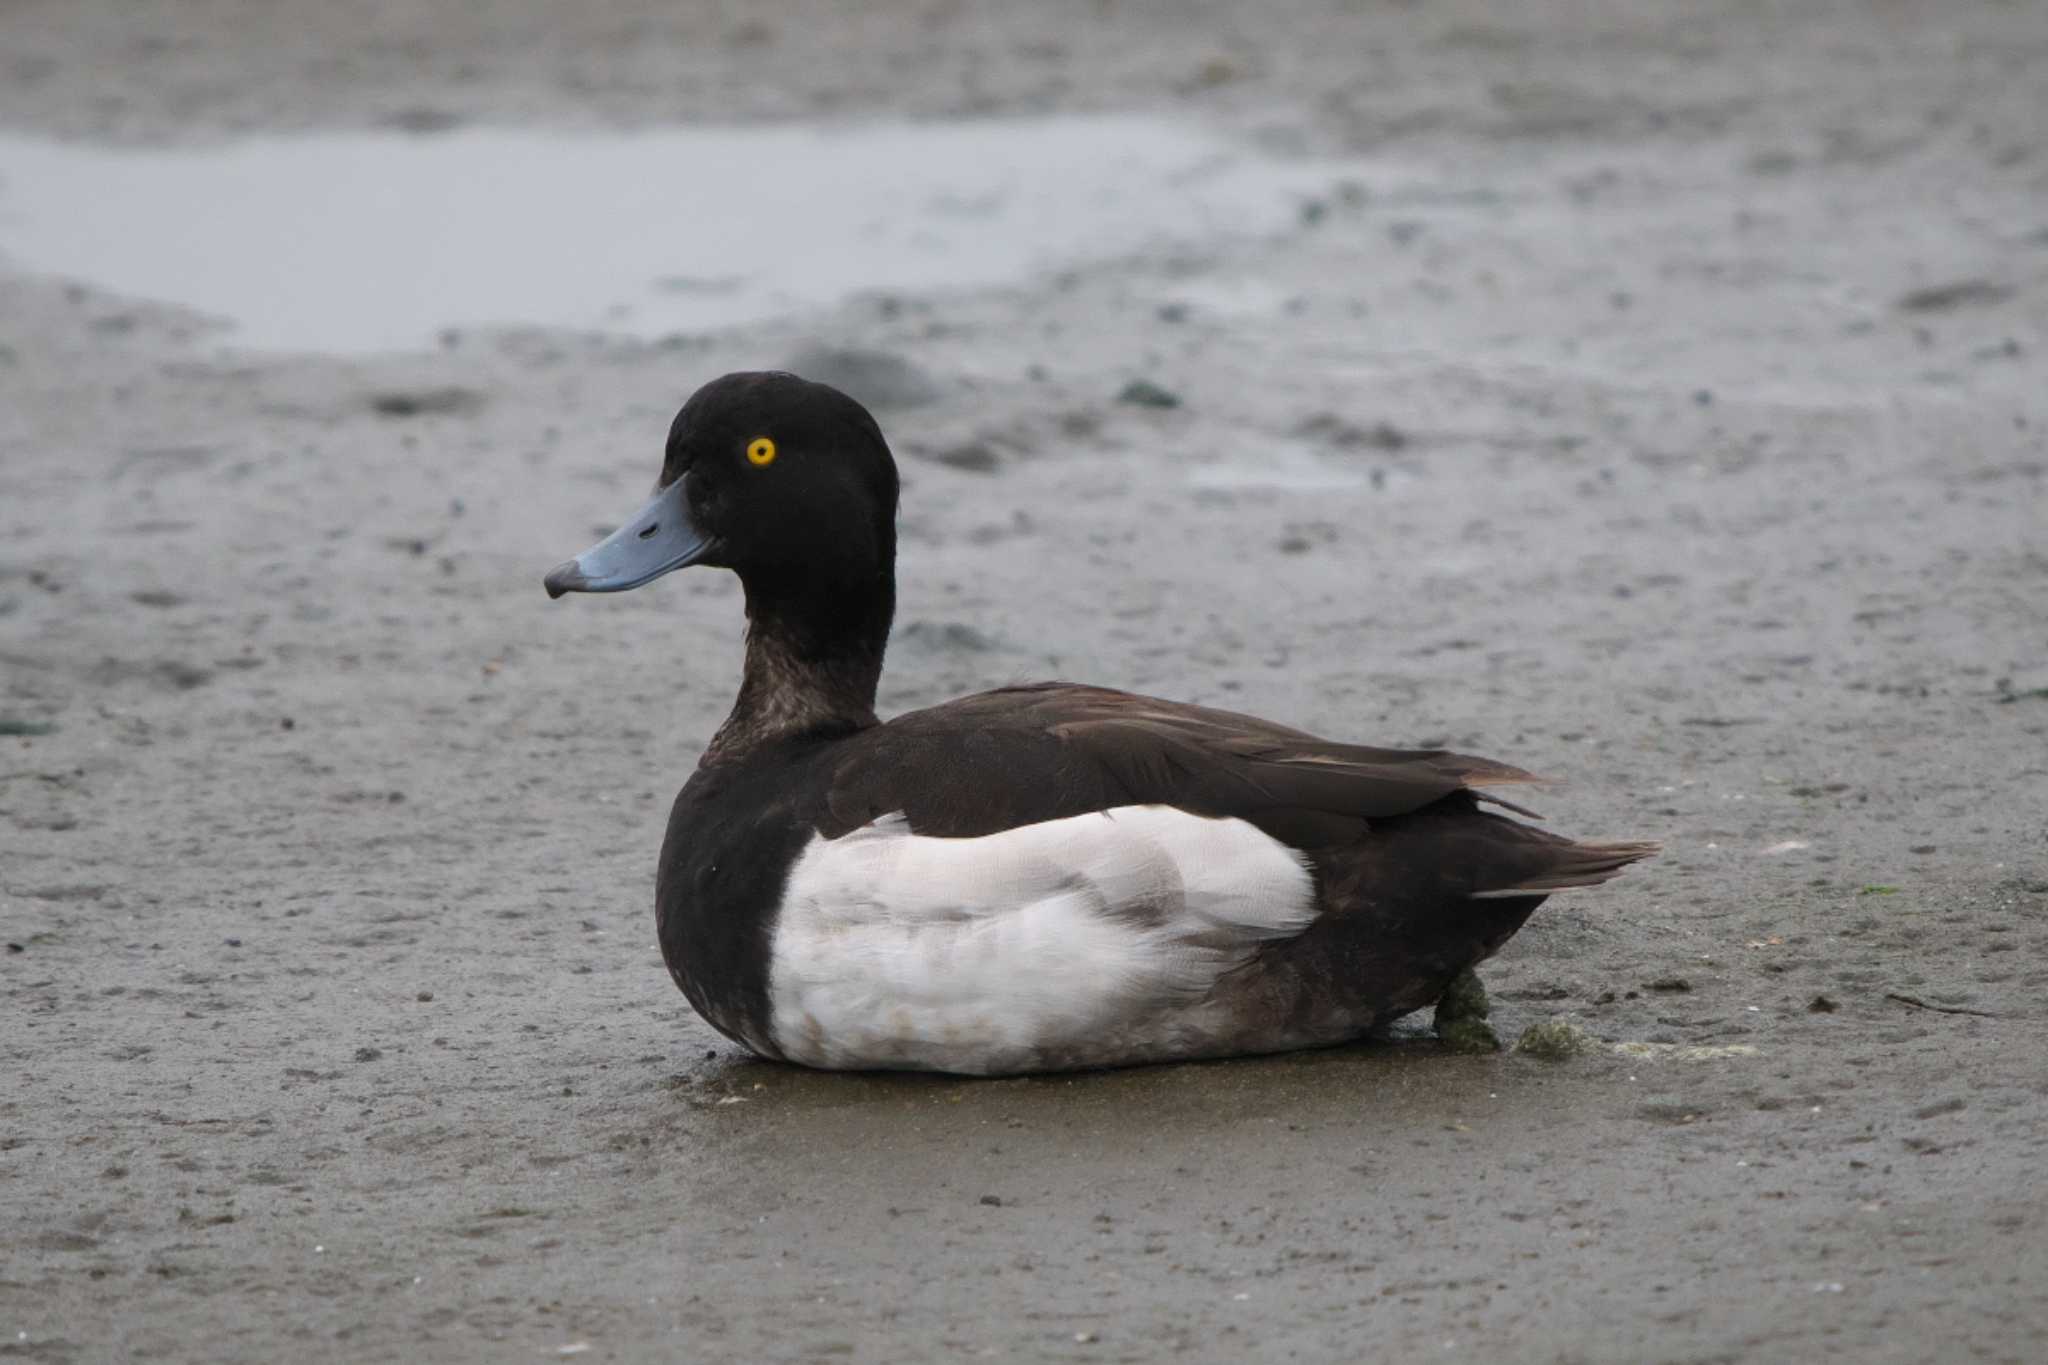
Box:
671 1019 1507 1118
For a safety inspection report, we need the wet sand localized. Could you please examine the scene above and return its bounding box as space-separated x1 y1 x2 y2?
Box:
3 2 2046 1360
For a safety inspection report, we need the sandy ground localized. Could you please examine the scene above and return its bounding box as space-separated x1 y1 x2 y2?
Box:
4 1 2048 1360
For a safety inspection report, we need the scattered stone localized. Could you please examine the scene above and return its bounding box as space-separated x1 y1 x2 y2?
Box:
369 387 483 418
1500 982 1573 1001
1294 412 1407 451
160 661 213 690
1914 1097 1967 1120
1807 995 1838 1013
931 441 1001 473
417 991 435 1003
979 1194 1003 1207
1116 379 1181 409
353 1047 383 1063
1897 280 2012 313
1644 976 1693 993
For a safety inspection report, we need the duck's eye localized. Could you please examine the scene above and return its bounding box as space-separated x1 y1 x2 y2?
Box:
746 437 777 468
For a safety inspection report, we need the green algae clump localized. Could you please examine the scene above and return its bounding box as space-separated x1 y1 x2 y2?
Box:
1433 968 1501 1054
1514 1017 1595 1061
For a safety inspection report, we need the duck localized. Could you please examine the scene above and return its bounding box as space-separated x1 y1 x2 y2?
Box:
544 371 1655 1075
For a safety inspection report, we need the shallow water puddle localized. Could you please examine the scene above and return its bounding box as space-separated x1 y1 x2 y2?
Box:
0 118 1336 353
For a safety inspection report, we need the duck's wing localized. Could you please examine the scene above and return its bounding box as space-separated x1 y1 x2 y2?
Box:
819 682 1547 846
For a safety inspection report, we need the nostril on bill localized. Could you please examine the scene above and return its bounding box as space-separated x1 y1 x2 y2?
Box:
638 522 659 540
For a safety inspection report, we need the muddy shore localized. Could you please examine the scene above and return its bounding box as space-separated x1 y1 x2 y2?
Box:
3 2 2046 1361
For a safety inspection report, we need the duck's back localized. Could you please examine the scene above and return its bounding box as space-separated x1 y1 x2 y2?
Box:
657 683 1653 1073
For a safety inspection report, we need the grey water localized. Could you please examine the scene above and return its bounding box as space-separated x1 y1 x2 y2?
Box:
0 117 1339 354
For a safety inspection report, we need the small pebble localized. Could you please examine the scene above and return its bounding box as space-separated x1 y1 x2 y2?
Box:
1116 379 1181 409
931 441 1000 473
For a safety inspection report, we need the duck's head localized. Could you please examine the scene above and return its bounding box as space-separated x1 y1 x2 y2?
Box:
544 371 900 622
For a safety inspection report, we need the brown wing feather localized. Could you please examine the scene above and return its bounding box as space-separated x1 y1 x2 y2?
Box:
1022 683 1546 820
820 682 1556 845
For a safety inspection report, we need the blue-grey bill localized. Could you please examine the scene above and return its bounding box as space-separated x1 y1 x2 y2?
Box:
544 478 711 598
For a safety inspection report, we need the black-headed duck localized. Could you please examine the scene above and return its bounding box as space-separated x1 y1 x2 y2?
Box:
545 371 1653 1074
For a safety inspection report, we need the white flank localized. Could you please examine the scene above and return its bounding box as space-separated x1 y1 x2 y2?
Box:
768 806 1316 1073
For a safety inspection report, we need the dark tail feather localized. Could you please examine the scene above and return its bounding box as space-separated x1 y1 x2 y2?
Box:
1468 838 1660 899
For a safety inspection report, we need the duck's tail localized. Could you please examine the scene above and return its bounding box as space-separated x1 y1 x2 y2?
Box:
1467 836 1660 900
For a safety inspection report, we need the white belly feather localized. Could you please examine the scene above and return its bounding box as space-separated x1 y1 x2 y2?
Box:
766 806 1316 1073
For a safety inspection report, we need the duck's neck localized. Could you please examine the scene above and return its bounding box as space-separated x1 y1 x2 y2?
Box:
701 574 894 767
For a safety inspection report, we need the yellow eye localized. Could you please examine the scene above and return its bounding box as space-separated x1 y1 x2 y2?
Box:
746 437 777 467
